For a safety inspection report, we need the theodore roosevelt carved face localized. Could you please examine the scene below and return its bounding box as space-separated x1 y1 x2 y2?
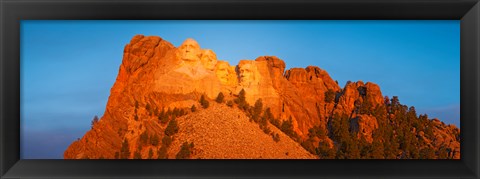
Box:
215 61 231 84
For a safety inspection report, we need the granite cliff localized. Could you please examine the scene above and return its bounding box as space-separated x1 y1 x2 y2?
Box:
64 35 460 159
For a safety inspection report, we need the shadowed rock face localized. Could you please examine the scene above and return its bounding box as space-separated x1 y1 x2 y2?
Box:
64 35 460 159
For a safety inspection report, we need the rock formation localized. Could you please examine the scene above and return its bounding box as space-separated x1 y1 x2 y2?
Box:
64 35 461 159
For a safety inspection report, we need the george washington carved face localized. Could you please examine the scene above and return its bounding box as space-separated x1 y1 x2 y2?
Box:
201 49 217 71
178 38 202 63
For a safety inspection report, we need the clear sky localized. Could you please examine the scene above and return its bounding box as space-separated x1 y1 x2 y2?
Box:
20 20 460 159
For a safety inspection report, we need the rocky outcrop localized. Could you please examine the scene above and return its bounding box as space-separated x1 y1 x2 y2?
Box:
331 81 384 142
350 114 379 143
283 66 341 136
431 119 461 159
65 35 461 159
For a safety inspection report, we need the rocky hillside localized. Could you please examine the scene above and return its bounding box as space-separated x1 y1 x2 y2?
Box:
167 103 315 159
64 35 460 159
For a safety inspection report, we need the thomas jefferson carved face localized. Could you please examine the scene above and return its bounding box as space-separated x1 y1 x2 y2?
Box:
178 38 201 63
201 49 217 70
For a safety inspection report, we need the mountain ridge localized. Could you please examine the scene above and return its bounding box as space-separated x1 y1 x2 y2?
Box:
64 35 460 159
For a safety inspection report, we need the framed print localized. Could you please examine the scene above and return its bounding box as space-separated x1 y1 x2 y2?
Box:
1 0 479 178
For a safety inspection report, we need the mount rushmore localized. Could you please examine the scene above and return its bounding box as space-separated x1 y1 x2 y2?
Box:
64 35 460 159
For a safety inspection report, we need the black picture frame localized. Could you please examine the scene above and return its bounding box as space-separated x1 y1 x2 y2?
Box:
1 0 479 178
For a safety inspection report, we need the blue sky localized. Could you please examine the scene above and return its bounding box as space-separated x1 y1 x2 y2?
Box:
20 20 460 159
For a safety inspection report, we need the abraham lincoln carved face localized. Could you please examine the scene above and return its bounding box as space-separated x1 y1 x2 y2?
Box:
238 61 257 87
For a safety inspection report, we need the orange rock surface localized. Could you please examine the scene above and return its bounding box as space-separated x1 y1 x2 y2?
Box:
64 35 460 159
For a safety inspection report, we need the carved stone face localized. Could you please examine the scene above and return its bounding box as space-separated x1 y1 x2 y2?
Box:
238 62 255 86
178 38 201 63
215 61 230 84
201 49 217 70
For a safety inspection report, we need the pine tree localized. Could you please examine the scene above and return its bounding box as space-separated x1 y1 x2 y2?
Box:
216 92 225 103
176 142 194 159
344 136 360 159
120 139 130 159
330 114 350 142
165 119 179 136
370 140 385 159
316 141 336 159
140 131 149 145
146 103 152 115
158 146 168 159
281 117 295 138
226 100 234 107
437 145 450 159
272 133 280 142
252 99 263 122
419 147 435 159
158 108 169 124
200 94 210 109
162 135 172 147
91 115 99 129
236 89 248 110
134 101 139 121
151 134 159 146
148 148 154 159
324 89 335 103
134 150 142 159
301 139 316 154
391 96 400 112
